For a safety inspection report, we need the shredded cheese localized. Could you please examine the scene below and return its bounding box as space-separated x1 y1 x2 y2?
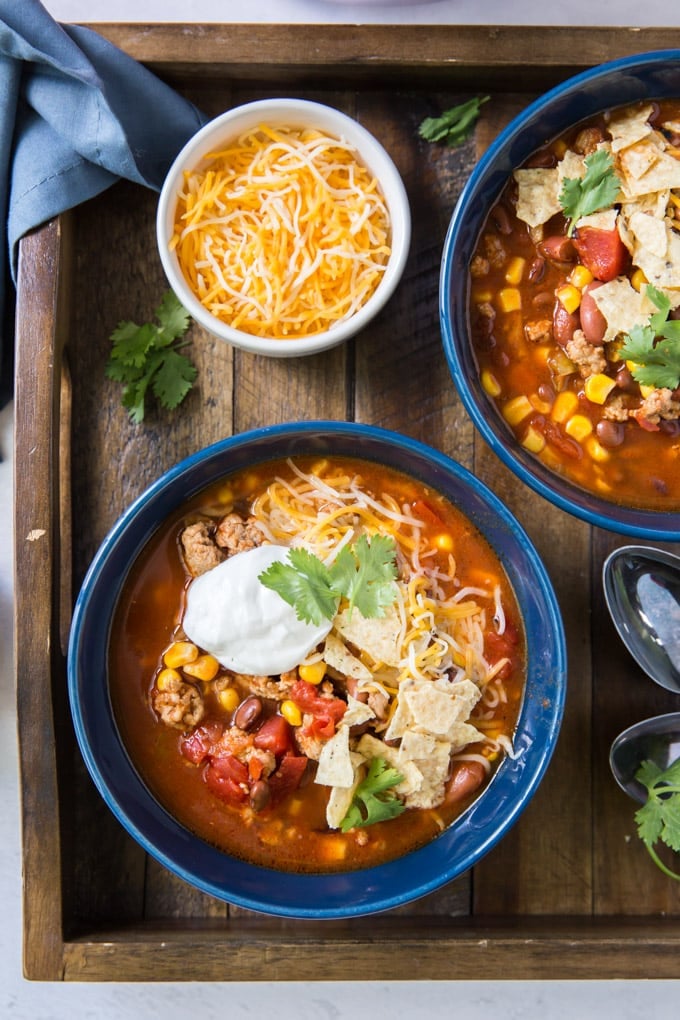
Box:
171 124 392 339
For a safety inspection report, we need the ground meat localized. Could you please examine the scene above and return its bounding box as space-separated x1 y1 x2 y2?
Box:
637 387 680 423
181 520 225 577
483 233 507 269
215 512 265 555
153 676 205 730
470 254 490 277
565 330 608 377
294 719 325 761
235 670 299 702
524 319 552 343
602 394 633 422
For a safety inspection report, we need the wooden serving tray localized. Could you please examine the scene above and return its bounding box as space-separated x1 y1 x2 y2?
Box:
14 23 680 982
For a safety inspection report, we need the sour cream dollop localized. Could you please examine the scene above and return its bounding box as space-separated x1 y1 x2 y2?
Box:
182 544 332 676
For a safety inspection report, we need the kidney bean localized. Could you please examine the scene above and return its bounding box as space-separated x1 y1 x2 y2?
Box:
491 203 513 235
532 290 554 309
574 126 606 155
528 256 546 284
249 779 271 812
525 149 558 169
553 300 578 347
595 419 625 448
444 761 486 805
579 284 607 345
659 419 680 437
233 695 263 732
538 235 576 264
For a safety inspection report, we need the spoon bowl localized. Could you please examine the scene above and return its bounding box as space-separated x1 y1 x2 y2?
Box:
610 713 680 803
602 545 680 695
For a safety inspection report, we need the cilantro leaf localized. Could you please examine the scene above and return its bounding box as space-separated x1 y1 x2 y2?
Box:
105 290 196 422
559 149 621 237
340 757 406 831
633 756 680 881
332 533 398 619
258 535 399 626
418 96 489 148
258 548 339 626
619 284 680 390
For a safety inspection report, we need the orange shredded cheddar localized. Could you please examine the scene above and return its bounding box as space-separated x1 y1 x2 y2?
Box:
171 124 392 339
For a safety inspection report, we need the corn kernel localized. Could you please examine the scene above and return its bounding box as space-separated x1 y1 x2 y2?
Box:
163 641 198 669
564 414 593 442
630 268 648 292
434 533 454 552
521 425 546 453
183 654 219 682
281 700 303 727
497 287 521 313
472 289 493 303
556 283 582 315
551 390 579 423
218 686 240 712
529 392 553 414
299 660 326 685
553 139 568 159
505 256 526 285
595 476 614 493
481 369 501 397
586 436 611 463
570 265 593 289
156 668 180 691
584 373 617 405
625 359 640 373
640 384 655 398
502 395 533 426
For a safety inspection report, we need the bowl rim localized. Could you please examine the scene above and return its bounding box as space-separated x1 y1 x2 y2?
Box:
67 420 567 918
156 97 412 358
439 48 680 541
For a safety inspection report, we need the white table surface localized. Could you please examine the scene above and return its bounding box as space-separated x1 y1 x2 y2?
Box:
3 2 680 1016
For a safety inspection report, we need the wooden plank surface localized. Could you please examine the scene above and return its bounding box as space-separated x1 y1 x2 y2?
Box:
13 22 680 982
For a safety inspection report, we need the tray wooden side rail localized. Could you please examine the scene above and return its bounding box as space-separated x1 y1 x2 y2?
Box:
13 23 680 982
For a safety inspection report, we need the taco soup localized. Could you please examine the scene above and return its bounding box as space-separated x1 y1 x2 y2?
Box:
110 456 525 874
469 99 680 510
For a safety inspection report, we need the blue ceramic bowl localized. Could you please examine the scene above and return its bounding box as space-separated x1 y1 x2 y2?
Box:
440 50 680 542
67 421 566 918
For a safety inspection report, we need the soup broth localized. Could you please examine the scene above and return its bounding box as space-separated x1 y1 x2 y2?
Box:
110 456 525 873
469 99 680 510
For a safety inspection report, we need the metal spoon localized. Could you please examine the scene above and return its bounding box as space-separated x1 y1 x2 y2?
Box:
609 712 680 803
602 545 680 694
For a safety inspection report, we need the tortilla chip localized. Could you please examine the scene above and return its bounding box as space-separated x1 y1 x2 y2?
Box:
627 209 669 258
447 720 485 754
590 277 653 342
384 676 481 742
325 751 365 829
620 190 669 221
576 208 618 233
633 223 680 290
619 141 680 196
323 631 372 682
609 103 654 152
315 724 354 787
355 733 423 797
334 602 402 667
513 167 561 228
397 731 451 809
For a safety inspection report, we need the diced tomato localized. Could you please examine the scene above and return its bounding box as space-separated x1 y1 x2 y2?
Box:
290 680 346 739
412 498 447 530
267 755 308 804
204 753 249 805
253 714 295 757
572 227 628 282
180 721 223 764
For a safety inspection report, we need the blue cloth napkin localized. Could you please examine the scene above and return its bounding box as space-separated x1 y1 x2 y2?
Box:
0 0 208 403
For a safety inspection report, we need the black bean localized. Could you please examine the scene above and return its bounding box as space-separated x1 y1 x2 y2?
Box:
249 780 271 812
233 695 263 731
596 420 625 448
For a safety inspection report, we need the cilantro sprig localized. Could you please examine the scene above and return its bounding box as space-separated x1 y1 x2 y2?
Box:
634 756 680 881
340 757 406 832
620 284 680 390
258 534 398 627
106 290 197 423
559 148 621 237
418 96 489 148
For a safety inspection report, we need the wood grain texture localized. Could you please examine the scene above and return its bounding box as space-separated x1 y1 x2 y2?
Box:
13 22 680 982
